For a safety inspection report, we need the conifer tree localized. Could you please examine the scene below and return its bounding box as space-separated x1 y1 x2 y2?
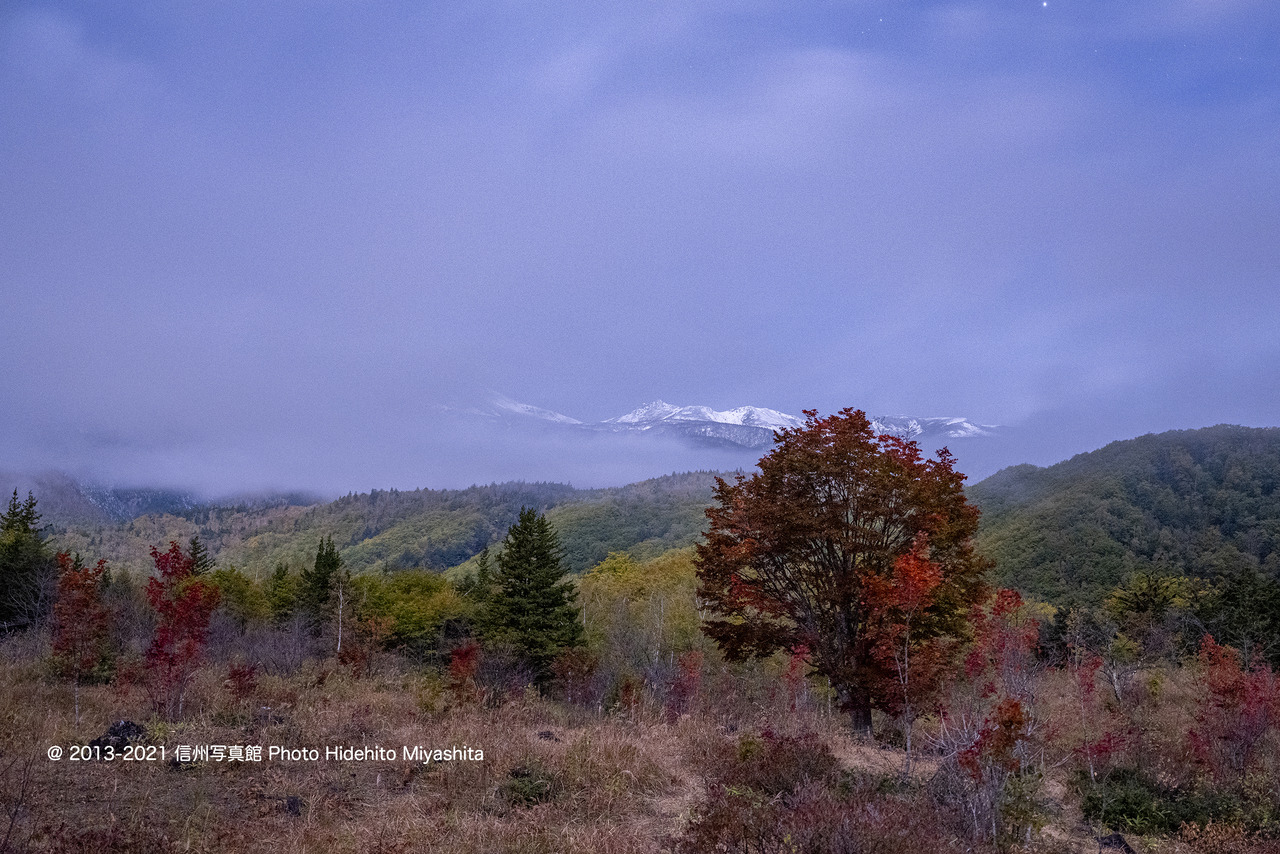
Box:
188 535 214 575
0 490 55 629
266 561 298 625
487 508 583 679
300 536 342 632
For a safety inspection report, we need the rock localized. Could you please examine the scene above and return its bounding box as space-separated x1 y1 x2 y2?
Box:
1098 832 1136 853
253 705 285 725
89 720 146 755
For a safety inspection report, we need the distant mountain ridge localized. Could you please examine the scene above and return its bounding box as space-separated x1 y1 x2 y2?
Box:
0 469 318 530
489 395 998 451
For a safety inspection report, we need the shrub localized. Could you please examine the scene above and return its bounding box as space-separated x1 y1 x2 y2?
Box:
551 647 604 710
1079 767 1268 835
1188 636 1280 785
50 553 114 725
674 776 992 854
502 759 563 806
703 729 841 796
663 651 703 723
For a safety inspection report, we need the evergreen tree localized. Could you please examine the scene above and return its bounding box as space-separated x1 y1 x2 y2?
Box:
266 561 298 625
487 508 583 679
300 536 342 631
459 547 495 603
0 490 56 630
188 535 214 575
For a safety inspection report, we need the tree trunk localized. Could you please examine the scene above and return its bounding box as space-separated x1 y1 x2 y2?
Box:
837 683 874 737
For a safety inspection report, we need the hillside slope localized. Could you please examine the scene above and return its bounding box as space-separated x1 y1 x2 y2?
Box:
49 472 722 577
969 424 1280 605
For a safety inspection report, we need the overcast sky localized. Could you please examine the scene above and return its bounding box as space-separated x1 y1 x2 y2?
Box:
3 1 1278 494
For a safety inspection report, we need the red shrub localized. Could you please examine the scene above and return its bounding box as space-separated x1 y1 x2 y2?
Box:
663 651 703 723
51 553 113 726
447 640 482 704
224 661 258 705
144 541 220 720
551 647 601 709
1187 635 1279 784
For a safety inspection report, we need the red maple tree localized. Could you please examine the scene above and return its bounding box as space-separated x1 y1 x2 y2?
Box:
144 541 220 720
696 408 988 734
51 552 112 727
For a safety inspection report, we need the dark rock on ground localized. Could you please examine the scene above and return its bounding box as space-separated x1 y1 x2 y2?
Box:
1097 832 1136 853
89 720 146 755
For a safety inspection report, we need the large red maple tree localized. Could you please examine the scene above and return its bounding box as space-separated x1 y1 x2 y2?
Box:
696 408 988 734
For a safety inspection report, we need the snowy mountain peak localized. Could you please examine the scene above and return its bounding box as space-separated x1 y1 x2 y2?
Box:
606 400 683 424
869 415 996 440
483 395 997 454
488 394 582 424
606 401 804 430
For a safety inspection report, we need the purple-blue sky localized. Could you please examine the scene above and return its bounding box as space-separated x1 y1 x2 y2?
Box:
3 1 1278 494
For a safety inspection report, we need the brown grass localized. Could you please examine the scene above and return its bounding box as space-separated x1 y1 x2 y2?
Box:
3 642 1275 853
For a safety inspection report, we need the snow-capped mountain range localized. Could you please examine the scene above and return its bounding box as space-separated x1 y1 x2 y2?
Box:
487 396 997 451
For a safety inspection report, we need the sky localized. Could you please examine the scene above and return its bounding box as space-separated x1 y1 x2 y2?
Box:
3 0 1278 495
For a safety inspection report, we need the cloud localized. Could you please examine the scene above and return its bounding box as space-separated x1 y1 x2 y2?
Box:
2 1 1277 492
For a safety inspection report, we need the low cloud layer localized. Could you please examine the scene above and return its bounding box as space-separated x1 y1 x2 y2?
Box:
3 1 1277 494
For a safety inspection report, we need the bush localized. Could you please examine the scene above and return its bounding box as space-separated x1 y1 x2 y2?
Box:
674 777 991 854
502 759 563 806
706 729 842 796
1080 767 1271 835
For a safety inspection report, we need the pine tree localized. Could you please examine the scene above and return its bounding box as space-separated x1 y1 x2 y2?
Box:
486 508 583 679
188 535 214 575
300 536 342 632
266 561 297 625
0 490 55 630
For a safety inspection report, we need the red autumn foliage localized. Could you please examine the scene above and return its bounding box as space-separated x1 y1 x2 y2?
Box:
781 644 811 712
1068 649 1132 780
551 647 601 708
663 650 703 723
936 589 1045 844
1187 635 1280 783
960 697 1029 778
448 640 483 704
615 673 644 718
144 541 220 720
51 553 113 724
696 408 987 734
224 661 258 705
866 536 958 720
338 614 393 678
964 589 1041 699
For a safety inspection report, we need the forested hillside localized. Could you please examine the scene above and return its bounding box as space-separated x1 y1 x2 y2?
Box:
970 424 1280 606
48 472 720 578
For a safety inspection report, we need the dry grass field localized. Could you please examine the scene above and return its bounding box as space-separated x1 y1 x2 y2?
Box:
5 637 1277 854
